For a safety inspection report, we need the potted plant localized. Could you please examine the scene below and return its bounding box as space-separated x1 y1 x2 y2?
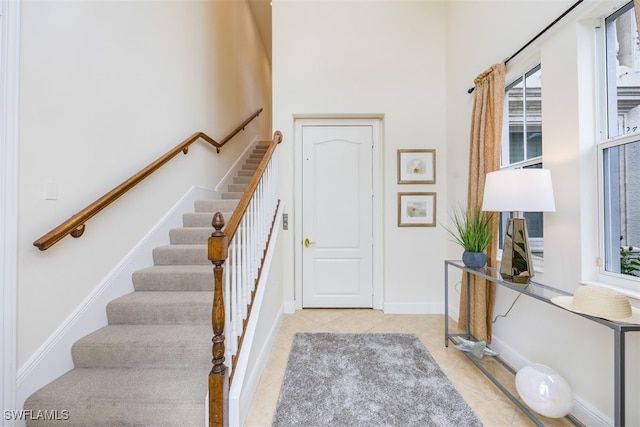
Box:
445 206 492 268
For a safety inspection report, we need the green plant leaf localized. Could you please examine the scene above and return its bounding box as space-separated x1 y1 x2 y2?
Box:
444 206 492 253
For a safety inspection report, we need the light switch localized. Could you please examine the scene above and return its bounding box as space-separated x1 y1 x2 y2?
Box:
45 180 58 200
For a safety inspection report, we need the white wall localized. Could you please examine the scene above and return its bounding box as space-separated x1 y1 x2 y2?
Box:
272 0 448 311
17 0 271 367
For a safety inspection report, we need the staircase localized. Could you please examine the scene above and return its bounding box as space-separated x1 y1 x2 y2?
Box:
23 143 269 426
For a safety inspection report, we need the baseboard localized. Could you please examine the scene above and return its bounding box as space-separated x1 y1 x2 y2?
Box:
490 335 613 427
289 301 442 315
282 301 296 314
570 395 612 427
448 303 460 321
285 301 436 315
15 186 218 412
228 203 284 427
382 302 442 314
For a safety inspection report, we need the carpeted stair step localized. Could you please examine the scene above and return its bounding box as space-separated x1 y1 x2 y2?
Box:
234 175 251 185
228 183 248 193
237 169 254 177
242 163 258 171
152 244 208 265
132 265 213 292
194 199 239 213
222 192 243 199
106 291 212 325
182 211 234 227
24 367 208 427
169 227 213 244
72 324 211 368
169 223 244 244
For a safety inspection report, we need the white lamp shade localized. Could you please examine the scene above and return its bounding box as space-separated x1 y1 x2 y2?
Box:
481 169 556 212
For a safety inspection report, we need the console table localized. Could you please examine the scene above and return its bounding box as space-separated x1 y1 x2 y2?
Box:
444 260 640 427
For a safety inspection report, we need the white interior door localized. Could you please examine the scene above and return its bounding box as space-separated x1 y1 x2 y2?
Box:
301 123 373 308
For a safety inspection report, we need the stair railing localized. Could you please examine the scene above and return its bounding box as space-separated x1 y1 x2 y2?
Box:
33 108 263 251
208 130 282 427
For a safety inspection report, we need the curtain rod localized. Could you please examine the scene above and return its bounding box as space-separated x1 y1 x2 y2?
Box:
467 0 584 94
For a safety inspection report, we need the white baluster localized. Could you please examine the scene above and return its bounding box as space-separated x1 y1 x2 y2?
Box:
252 195 258 286
233 233 241 347
224 245 232 368
241 214 249 319
229 240 238 357
257 182 263 259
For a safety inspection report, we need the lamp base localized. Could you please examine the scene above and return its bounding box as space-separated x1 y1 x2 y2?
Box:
500 217 534 283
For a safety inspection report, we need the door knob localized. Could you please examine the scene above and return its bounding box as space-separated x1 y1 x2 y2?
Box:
304 238 316 248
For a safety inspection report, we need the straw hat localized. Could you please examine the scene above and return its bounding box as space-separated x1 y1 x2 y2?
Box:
551 285 640 324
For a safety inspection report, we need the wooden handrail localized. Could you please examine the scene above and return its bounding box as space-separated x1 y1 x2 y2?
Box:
223 130 282 243
33 108 263 251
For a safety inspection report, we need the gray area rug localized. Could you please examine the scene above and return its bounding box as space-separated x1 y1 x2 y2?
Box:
272 333 482 427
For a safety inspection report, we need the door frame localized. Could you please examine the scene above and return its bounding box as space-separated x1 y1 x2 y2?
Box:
1 0 20 419
293 116 384 310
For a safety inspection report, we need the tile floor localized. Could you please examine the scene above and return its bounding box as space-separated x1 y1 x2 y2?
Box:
244 309 580 427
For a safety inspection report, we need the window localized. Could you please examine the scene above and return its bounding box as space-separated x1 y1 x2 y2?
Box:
503 65 542 164
501 65 545 258
600 2 640 281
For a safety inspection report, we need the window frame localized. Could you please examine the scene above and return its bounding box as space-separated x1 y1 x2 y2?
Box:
595 1 640 291
502 64 543 167
596 135 640 290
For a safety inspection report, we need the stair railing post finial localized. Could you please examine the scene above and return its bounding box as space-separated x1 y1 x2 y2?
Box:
274 130 283 144
208 211 229 427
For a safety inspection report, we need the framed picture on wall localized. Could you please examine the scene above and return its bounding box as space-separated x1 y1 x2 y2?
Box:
397 149 436 184
398 192 436 227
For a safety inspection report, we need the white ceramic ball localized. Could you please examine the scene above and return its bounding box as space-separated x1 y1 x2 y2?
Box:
515 363 573 418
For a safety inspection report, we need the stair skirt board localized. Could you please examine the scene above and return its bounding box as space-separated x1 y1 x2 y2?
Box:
16 185 218 415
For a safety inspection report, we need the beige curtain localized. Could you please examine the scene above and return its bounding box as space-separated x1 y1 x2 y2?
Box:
635 1 640 38
458 62 506 343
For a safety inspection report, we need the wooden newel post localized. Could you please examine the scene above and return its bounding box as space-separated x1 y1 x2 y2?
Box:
208 212 228 427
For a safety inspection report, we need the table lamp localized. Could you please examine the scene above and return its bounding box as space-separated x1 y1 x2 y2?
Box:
481 169 556 283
